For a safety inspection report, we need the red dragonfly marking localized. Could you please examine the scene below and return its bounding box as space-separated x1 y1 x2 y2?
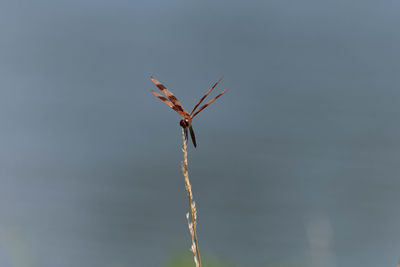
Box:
151 76 229 148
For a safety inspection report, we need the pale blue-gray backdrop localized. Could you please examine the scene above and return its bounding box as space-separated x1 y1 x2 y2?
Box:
1 0 399 266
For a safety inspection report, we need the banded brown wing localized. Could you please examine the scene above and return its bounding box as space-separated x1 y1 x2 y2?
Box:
151 90 187 117
151 76 189 117
191 88 229 119
190 77 223 116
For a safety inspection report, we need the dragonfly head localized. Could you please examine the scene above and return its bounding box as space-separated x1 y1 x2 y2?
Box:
179 119 189 128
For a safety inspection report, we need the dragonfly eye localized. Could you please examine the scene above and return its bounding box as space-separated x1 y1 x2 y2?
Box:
179 119 188 128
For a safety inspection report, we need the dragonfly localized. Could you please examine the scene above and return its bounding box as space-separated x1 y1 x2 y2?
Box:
151 76 229 148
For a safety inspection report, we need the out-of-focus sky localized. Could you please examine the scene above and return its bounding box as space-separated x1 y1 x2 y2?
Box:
1 0 400 266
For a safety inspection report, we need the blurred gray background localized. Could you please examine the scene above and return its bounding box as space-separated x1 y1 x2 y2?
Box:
1 0 399 266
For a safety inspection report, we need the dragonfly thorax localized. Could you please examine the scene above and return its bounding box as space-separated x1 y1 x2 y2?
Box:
180 119 189 128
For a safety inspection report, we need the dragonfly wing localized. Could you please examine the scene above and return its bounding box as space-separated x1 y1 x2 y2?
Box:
190 77 223 115
191 88 229 119
151 76 189 117
151 90 187 117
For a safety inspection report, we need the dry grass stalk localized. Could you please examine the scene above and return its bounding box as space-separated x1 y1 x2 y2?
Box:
181 128 201 267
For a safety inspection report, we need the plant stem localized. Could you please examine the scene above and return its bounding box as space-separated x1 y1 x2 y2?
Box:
181 129 201 267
